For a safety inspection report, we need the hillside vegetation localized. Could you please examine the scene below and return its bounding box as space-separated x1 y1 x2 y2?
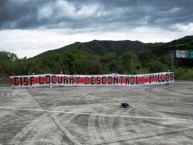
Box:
1 36 193 83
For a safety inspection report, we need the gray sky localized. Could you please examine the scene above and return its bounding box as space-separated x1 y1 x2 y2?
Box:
0 0 193 58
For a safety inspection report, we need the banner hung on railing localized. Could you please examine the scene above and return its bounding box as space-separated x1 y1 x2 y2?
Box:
9 72 174 88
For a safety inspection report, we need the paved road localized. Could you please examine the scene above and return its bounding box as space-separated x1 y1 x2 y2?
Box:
0 81 193 145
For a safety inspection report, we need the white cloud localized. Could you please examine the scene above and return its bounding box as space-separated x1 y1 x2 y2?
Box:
38 0 101 21
127 27 180 42
168 7 181 14
0 30 66 58
174 23 193 34
38 5 53 19
55 0 76 18
77 4 99 17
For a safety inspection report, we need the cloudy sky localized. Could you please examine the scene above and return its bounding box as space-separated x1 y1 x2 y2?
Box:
0 0 193 58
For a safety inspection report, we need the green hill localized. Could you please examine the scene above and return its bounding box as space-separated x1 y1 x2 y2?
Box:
33 39 164 58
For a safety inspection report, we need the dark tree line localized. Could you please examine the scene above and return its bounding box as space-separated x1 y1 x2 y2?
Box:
1 48 193 84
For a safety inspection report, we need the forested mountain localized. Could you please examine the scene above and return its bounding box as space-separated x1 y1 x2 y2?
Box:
34 39 164 58
1 36 193 83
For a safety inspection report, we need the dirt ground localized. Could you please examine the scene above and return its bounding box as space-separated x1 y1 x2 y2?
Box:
0 81 193 145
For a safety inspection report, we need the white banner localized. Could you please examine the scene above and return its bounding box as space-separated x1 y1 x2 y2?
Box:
9 72 174 88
